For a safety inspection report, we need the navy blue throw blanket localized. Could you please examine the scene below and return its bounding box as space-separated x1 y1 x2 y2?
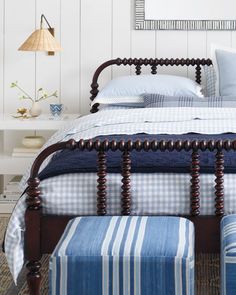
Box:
39 133 236 181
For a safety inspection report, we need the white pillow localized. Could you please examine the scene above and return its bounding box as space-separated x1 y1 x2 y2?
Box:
211 44 236 96
91 74 203 106
92 96 142 106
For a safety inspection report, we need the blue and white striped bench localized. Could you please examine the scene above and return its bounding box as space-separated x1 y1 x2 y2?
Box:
221 215 236 295
50 216 195 295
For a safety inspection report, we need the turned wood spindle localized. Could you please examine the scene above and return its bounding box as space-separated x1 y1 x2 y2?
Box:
90 103 99 113
121 150 132 215
97 151 107 216
190 151 200 216
90 82 99 101
90 82 99 113
195 64 202 84
26 177 41 210
215 151 224 216
135 65 142 75
151 64 157 74
26 261 42 295
26 177 42 295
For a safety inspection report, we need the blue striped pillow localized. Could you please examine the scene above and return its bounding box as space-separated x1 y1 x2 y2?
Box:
143 93 236 108
203 65 216 97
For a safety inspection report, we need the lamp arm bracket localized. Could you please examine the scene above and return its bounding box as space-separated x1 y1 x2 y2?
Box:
40 14 52 29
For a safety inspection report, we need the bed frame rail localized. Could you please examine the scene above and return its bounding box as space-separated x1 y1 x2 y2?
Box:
26 138 233 218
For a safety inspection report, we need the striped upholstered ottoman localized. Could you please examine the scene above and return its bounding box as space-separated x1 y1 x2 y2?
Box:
50 216 195 295
221 215 236 295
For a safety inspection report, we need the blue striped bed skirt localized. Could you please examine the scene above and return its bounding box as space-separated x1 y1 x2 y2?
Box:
50 216 195 295
221 215 236 295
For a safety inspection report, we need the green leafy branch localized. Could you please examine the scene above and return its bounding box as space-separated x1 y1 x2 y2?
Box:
11 81 58 102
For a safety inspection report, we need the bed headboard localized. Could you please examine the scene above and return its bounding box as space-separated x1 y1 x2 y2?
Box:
90 58 212 113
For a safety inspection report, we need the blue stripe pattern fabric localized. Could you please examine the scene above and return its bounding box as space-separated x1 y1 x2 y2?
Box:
50 216 195 295
221 215 236 295
142 93 236 108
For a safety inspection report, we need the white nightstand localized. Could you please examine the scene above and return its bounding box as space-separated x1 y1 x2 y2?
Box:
0 113 80 213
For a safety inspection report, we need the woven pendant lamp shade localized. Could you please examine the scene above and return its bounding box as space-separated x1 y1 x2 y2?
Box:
18 28 62 52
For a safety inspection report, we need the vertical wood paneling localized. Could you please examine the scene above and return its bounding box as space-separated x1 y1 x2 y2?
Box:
188 32 207 58
206 32 232 56
4 0 36 113
131 30 156 74
1 0 236 115
231 32 236 48
0 0 4 114
131 0 156 74
156 31 188 76
187 31 207 81
156 31 188 57
80 0 112 114
60 0 80 113
35 0 61 114
112 0 131 78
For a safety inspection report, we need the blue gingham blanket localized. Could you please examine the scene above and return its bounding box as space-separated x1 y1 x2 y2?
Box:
39 133 236 181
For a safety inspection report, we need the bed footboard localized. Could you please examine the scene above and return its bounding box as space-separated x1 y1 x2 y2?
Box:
25 138 233 294
38 215 220 255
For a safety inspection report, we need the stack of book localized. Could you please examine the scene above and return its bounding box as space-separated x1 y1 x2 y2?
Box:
0 175 22 203
12 147 40 158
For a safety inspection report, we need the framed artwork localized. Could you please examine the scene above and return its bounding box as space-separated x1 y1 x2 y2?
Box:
135 0 236 30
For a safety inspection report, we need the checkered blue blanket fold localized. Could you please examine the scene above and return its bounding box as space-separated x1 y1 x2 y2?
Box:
143 93 236 108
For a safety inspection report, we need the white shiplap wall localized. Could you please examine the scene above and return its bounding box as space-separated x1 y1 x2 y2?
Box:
0 0 236 115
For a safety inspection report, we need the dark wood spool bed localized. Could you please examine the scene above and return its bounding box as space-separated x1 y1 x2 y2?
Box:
24 57 230 294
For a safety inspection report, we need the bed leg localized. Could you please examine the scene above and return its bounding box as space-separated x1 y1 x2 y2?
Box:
26 261 41 295
25 177 42 294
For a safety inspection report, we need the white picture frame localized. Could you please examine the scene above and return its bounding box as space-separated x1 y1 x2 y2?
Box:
135 0 236 30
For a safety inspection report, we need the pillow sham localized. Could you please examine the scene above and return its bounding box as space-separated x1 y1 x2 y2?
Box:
203 65 216 97
143 93 236 108
92 96 144 107
99 104 144 111
211 44 236 96
91 74 203 107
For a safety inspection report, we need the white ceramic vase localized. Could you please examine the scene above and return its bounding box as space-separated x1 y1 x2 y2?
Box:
29 101 42 117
